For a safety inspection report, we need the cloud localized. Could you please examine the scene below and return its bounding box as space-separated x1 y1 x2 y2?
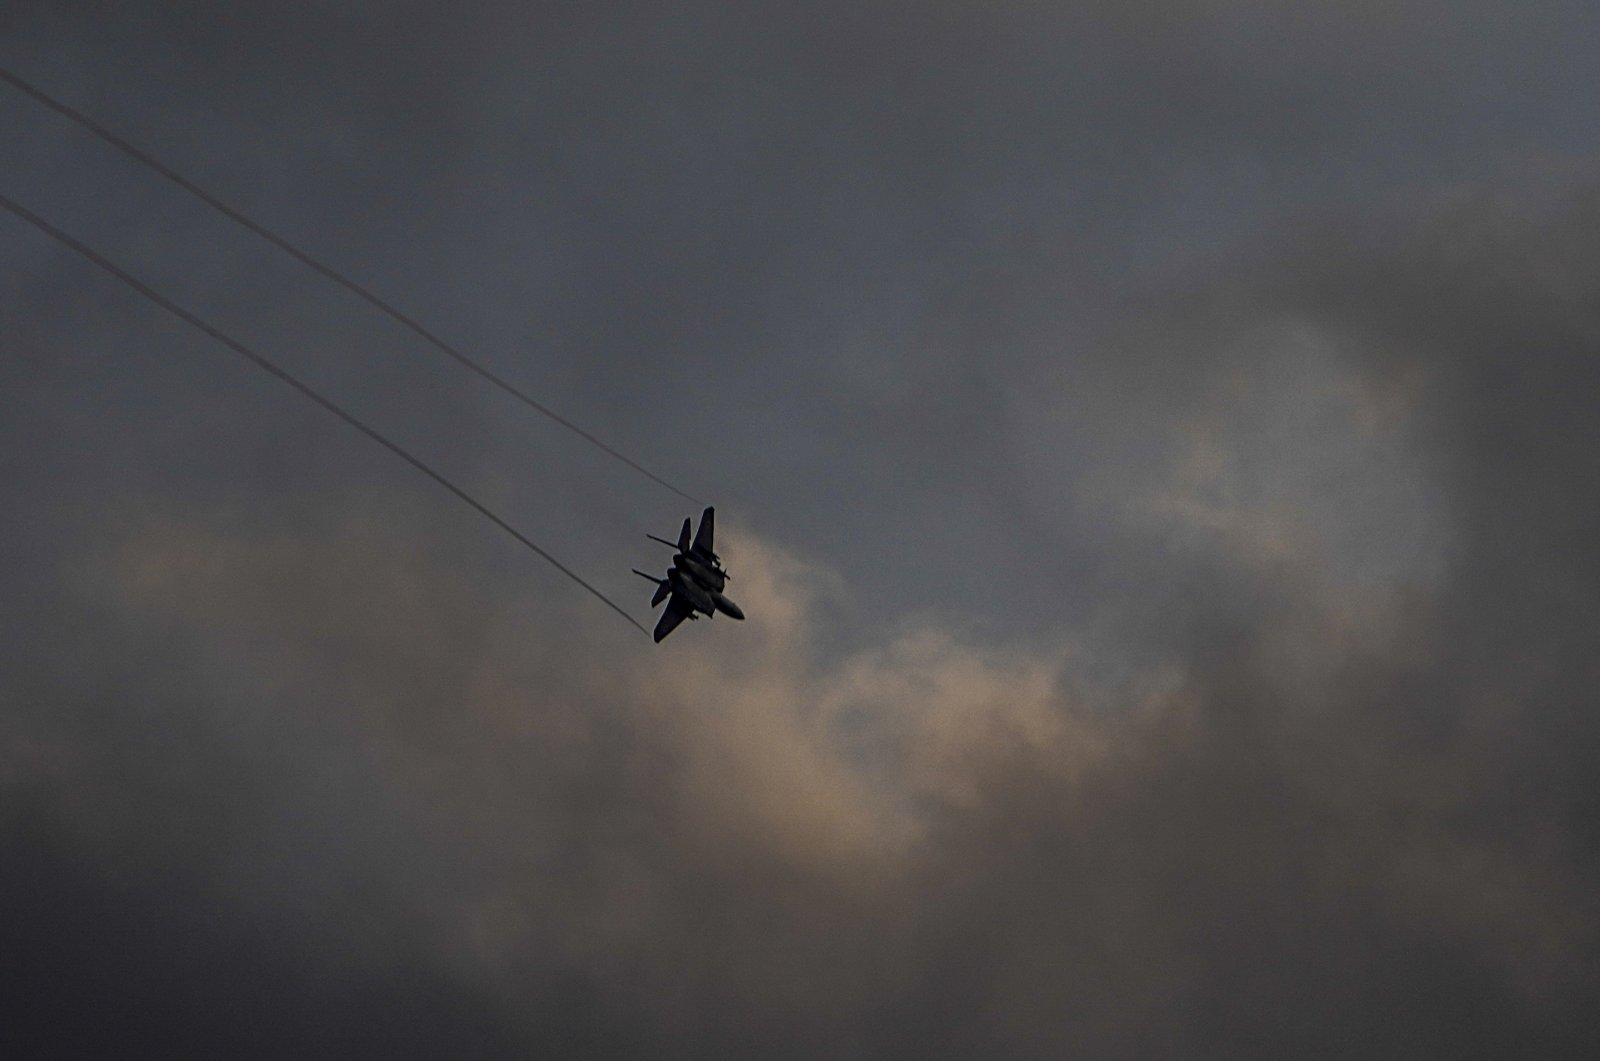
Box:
8 374 1598 1056
5 3 1600 1056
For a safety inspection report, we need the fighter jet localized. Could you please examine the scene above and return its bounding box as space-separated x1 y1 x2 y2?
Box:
634 506 745 642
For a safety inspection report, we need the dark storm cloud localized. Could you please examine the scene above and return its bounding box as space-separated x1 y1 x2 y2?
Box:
5 2 1600 1058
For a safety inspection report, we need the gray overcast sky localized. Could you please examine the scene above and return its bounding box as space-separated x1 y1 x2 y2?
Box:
4 2 1600 1057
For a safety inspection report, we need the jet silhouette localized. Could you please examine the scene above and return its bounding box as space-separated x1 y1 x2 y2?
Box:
634 507 744 642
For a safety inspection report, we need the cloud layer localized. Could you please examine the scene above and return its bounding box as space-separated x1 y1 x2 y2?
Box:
5 2 1600 1057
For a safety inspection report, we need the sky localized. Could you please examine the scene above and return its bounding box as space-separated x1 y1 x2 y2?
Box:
3 2 1599 1056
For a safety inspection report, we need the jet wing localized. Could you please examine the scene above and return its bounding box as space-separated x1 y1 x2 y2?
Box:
692 506 715 558
653 594 695 643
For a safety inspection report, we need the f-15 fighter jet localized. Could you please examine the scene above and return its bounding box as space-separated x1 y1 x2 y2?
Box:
634 506 744 642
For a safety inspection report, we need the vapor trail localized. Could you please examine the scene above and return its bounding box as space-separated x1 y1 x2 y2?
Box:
0 191 650 637
0 65 701 505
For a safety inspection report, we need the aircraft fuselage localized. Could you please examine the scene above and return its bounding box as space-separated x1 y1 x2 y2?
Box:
675 553 725 592
669 568 715 615
673 556 743 619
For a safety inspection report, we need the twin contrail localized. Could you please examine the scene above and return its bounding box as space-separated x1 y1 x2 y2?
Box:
0 191 650 637
0 65 700 506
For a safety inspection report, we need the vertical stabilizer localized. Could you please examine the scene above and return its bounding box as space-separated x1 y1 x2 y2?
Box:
692 507 716 559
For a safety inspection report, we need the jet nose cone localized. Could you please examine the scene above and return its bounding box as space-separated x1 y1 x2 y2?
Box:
723 600 745 621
